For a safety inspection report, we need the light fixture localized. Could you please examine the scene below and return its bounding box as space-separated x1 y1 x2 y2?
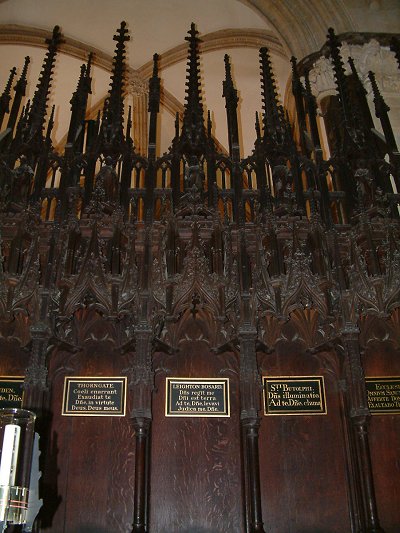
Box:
0 409 36 532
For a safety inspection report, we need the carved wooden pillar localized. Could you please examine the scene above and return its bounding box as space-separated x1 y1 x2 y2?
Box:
131 325 153 533
18 325 50 533
22 322 50 413
239 329 265 533
341 325 385 533
339 382 365 532
132 417 151 533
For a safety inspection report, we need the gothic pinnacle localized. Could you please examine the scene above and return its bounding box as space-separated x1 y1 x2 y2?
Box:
148 53 160 115
66 53 93 149
259 46 284 143
223 54 238 108
255 111 261 141
368 70 398 154
27 25 63 147
101 21 130 151
368 70 390 116
7 56 30 132
223 54 239 157
148 53 160 156
0 67 17 128
326 27 352 126
180 23 206 154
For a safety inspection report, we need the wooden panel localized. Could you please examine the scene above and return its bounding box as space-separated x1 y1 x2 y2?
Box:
39 323 135 532
364 339 400 533
0 338 29 378
1 317 398 532
259 343 351 533
150 339 243 532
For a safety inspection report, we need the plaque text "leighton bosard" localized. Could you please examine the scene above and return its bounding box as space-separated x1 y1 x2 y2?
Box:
263 376 327 415
366 377 400 414
166 378 230 417
62 377 127 416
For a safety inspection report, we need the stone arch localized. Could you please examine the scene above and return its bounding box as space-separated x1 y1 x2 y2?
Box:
240 0 356 58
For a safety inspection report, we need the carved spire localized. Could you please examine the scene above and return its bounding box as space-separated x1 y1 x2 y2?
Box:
303 69 321 150
143 54 161 222
148 53 160 116
207 109 217 153
259 47 286 146
0 67 17 130
207 110 212 138
255 111 261 141
100 21 130 152
368 70 398 154
179 23 207 155
126 105 133 146
45 105 55 147
31 103 56 200
148 53 160 158
326 28 371 159
66 53 93 150
348 57 365 97
347 56 374 134
7 56 30 134
14 100 30 143
290 56 309 155
174 112 180 138
223 54 240 159
26 26 62 149
368 70 389 118
326 28 352 127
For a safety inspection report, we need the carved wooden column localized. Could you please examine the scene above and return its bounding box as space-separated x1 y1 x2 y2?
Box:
341 324 385 533
239 328 265 533
22 323 50 413
131 324 153 533
22 226 59 415
132 416 150 533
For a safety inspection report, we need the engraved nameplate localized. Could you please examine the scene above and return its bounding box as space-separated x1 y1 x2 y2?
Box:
366 377 400 414
166 378 230 417
263 376 327 415
62 377 127 416
0 377 24 408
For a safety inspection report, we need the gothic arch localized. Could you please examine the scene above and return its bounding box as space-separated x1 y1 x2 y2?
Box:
241 0 356 58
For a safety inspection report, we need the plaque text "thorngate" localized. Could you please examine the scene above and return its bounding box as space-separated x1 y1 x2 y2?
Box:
62 377 127 416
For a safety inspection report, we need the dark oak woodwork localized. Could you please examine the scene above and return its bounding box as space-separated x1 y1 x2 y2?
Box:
0 21 399 533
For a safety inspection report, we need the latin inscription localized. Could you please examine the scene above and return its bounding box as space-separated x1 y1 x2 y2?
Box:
166 378 230 417
263 376 327 415
366 378 400 414
62 377 127 416
0 377 24 408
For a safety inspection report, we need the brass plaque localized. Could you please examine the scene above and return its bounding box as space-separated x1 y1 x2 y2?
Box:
366 377 400 414
62 377 127 416
0 377 24 408
166 378 230 417
263 376 327 416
